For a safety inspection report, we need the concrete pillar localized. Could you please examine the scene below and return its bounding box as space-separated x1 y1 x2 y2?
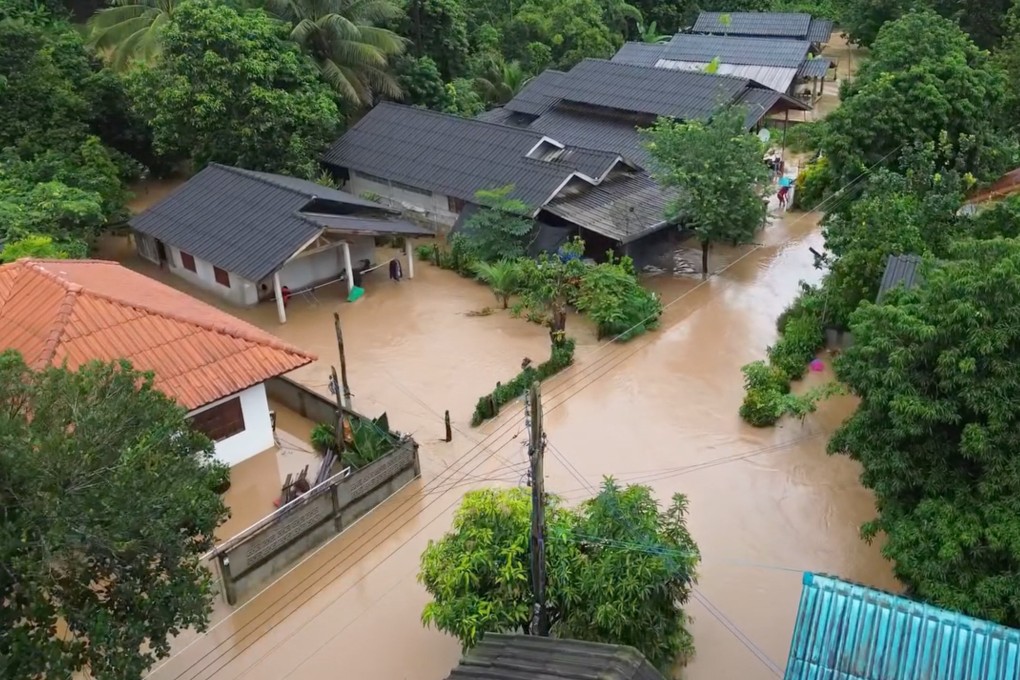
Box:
405 238 414 279
273 271 286 324
342 241 354 293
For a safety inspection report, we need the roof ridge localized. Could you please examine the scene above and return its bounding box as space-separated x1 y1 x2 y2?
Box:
580 57 751 85
217 164 316 200
369 101 550 139
14 261 85 368
22 260 315 362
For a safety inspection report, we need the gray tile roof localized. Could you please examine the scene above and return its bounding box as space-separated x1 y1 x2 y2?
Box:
544 171 673 243
806 18 835 43
693 11 813 39
550 59 749 120
877 254 924 301
130 164 399 282
527 108 652 167
610 42 666 67
503 70 566 116
660 34 811 68
323 102 599 211
797 56 833 79
299 213 434 236
445 634 665 680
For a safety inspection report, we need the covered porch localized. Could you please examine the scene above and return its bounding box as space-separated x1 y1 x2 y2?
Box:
267 215 434 324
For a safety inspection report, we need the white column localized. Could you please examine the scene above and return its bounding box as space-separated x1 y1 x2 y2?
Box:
342 241 354 293
405 238 414 279
273 271 286 324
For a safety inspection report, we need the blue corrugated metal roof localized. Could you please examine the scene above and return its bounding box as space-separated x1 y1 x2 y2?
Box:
785 573 1020 680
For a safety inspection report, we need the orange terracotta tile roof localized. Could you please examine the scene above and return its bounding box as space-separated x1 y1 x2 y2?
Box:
966 167 1020 206
0 259 316 410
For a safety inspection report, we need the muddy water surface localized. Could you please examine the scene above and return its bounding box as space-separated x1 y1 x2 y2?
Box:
127 201 896 680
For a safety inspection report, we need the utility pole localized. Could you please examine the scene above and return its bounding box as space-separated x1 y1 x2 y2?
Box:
328 366 346 453
333 312 352 409
525 381 549 636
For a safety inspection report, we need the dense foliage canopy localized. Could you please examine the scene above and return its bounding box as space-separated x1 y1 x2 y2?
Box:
0 351 229 679
419 480 700 669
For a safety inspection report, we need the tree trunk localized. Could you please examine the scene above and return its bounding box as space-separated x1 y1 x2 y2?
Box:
701 240 710 279
502 294 509 309
549 308 568 348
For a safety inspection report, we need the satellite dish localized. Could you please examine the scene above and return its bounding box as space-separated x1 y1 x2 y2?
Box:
758 129 771 144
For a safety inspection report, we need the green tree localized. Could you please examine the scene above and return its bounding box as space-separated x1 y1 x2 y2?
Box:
265 0 406 106
830 237 1020 626
637 20 670 43
419 480 700 669
509 0 618 68
515 238 587 347
472 259 521 308
575 254 662 340
839 0 916 46
393 54 450 109
823 11 1013 187
643 105 768 276
474 59 531 105
0 351 229 679
86 0 177 70
130 0 340 178
460 185 536 261
0 235 71 262
400 0 470 79
442 77 486 116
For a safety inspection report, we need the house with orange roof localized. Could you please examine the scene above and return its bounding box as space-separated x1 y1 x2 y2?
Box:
961 167 1020 214
0 258 316 466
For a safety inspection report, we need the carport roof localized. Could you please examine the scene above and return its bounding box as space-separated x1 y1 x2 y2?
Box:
130 164 406 282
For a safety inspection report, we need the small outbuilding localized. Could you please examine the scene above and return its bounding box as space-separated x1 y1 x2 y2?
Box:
877 253 923 302
130 163 433 323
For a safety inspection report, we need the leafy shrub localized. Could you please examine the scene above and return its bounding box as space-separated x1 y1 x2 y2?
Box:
310 423 337 452
767 313 824 380
775 284 825 334
309 415 398 468
782 122 826 155
416 244 437 261
471 339 576 426
793 156 832 210
460 186 535 262
575 255 663 341
739 361 789 427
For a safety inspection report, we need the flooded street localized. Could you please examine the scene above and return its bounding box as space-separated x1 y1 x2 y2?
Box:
130 200 896 680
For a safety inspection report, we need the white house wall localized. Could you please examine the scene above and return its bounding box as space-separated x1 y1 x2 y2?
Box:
189 383 274 467
347 170 458 227
166 245 259 306
271 236 377 293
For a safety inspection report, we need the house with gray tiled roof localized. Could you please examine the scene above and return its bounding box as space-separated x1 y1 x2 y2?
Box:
130 163 432 322
322 59 808 262
691 11 834 47
612 34 832 98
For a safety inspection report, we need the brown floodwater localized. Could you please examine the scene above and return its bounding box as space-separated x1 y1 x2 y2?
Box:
125 196 896 680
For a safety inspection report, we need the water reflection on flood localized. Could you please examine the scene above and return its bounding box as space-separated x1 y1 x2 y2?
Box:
112 201 895 680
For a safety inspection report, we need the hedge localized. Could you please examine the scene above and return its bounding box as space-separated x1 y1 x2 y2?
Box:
471 339 576 426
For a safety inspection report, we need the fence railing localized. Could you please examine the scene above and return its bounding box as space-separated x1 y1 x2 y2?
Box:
206 378 420 605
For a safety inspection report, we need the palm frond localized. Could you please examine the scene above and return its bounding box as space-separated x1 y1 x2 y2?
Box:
355 25 406 53
317 57 365 104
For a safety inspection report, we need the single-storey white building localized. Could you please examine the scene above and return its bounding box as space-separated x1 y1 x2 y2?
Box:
130 164 434 323
0 259 316 467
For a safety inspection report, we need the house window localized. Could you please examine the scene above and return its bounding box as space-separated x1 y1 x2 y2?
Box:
391 179 432 196
448 196 466 213
189 396 245 442
213 266 231 287
180 251 197 272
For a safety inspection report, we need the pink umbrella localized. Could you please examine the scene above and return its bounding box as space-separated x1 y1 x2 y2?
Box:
809 359 825 372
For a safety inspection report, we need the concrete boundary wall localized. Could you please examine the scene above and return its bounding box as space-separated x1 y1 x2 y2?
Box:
212 377 420 604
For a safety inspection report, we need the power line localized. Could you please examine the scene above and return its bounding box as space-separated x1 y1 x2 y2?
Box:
149 148 900 680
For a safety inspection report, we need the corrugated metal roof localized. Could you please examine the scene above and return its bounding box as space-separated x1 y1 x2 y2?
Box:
527 108 652 168
446 634 665 680
611 42 666 67
877 253 924 301
552 58 749 120
543 172 672 243
322 102 587 212
736 88 785 126
785 573 1020 680
693 11 812 38
0 259 314 409
130 164 400 282
655 58 798 93
660 34 811 68
797 57 833 79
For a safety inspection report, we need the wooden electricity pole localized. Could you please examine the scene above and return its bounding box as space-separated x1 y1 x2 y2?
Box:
526 381 550 637
329 366 346 454
333 312 352 409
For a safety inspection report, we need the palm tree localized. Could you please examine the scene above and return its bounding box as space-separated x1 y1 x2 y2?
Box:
264 0 407 106
86 0 177 70
473 260 521 309
638 20 670 44
475 60 531 106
